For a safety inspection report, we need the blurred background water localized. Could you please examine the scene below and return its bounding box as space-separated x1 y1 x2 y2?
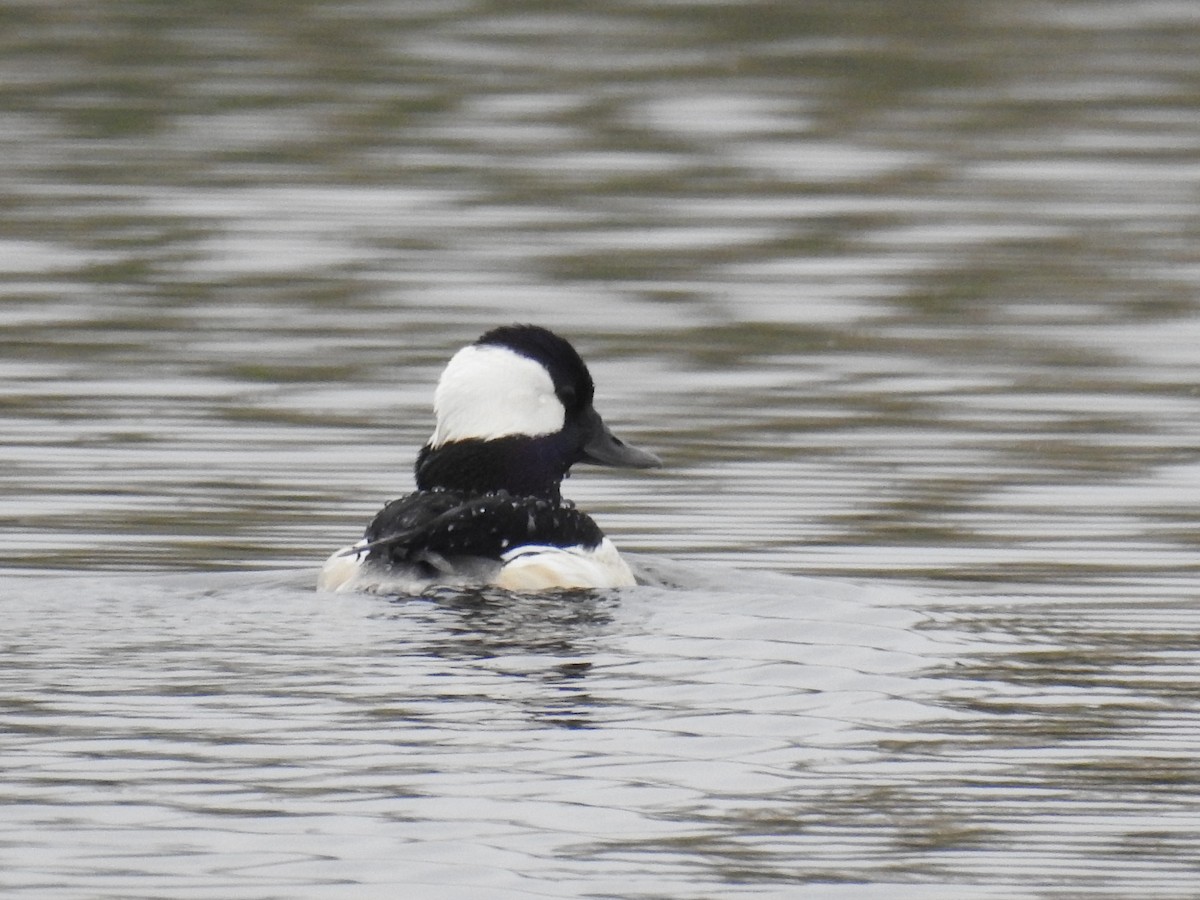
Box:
3 1 1200 897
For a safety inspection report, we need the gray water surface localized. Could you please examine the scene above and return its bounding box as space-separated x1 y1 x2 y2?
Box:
4 1 1200 897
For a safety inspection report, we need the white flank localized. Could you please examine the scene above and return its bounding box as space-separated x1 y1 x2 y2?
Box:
430 344 565 446
316 540 368 592
495 538 637 591
317 538 636 594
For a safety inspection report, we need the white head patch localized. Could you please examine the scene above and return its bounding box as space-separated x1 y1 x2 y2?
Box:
430 344 565 446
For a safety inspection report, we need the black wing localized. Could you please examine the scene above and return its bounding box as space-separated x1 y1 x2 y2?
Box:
358 490 604 568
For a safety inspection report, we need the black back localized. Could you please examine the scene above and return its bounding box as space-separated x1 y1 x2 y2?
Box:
362 489 604 572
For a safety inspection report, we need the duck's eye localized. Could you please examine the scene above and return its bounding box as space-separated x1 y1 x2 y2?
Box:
558 386 577 408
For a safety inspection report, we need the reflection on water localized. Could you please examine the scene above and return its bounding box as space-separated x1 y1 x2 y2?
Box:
3 0 1200 897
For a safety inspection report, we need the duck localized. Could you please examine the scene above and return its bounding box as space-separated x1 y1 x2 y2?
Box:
318 324 661 594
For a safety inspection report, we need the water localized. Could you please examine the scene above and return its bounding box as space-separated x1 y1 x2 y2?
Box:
3 1 1200 896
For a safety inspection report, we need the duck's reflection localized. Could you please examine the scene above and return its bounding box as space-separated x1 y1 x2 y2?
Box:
375 586 620 730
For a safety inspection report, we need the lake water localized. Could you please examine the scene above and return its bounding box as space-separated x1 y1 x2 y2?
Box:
3 1 1200 897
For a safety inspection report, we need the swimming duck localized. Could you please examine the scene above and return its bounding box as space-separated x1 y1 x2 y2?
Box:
318 324 660 593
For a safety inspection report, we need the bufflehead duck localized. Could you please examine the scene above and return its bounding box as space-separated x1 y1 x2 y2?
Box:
318 325 660 593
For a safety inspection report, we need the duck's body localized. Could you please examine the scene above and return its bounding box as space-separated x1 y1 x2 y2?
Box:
318 325 659 594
